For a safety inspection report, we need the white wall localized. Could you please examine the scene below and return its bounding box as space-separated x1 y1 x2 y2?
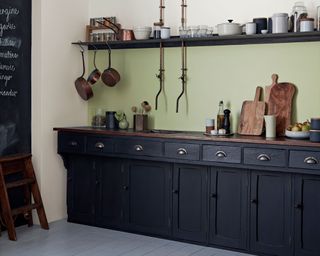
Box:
90 0 320 34
32 0 89 222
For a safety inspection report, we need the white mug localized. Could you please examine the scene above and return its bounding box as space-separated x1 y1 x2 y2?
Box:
245 22 256 35
160 27 170 39
264 115 276 138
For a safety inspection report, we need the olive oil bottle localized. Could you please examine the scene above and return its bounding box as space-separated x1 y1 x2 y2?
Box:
217 100 224 130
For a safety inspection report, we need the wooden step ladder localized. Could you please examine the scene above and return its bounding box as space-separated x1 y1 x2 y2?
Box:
0 154 49 240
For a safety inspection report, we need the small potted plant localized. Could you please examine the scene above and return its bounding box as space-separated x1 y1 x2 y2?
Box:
114 111 129 130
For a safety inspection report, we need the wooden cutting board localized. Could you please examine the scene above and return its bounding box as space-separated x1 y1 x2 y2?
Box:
266 76 296 136
238 86 266 135
265 73 278 103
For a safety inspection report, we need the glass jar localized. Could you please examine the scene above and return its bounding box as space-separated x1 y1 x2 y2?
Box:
188 26 199 38
91 108 106 127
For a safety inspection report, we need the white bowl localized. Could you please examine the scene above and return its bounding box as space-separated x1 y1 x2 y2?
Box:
133 27 152 40
285 130 310 139
261 29 268 34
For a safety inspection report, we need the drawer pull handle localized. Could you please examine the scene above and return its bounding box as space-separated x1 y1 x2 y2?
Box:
95 142 105 149
257 154 271 161
134 145 144 152
215 151 227 158
304 157 318 165
177 148 188 155
68 141 78 147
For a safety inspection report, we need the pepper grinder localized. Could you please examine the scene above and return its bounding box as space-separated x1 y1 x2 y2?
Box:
223 109 231 134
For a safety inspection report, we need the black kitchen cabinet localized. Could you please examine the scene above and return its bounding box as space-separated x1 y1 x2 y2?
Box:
124 160 172 236
173 164 208 243
67 155 96 225
250 171 292 256
294 175 320 256
96 157 124 229
209 167 249 249
56 129 320 256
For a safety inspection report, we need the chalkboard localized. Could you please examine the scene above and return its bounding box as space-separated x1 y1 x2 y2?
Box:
0 0 31 156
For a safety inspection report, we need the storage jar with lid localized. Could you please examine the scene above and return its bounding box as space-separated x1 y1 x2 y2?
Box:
300 18 314 32
272 13 288 33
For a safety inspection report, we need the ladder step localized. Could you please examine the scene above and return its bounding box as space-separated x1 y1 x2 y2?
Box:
6 178 35 189
11 203 41 216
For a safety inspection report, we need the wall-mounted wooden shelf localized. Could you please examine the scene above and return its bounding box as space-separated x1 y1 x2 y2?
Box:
72 31 320 50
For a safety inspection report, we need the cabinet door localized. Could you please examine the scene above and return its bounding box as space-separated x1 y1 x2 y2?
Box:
250 172 292 256
125 160 172 236
173 164 208 243
96 157 124 228
209 168 248 249
67 155 96 225
294 175 320 256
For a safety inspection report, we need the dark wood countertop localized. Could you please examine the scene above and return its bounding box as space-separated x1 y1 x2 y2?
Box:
53 127 320 148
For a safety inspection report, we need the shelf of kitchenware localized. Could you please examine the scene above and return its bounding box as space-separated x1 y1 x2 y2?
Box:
72 31 320 50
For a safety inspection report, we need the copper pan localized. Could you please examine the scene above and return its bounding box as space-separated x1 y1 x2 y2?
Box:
75 50 93 100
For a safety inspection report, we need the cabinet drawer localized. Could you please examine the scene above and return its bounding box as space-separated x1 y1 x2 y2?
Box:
165 142 200 161
244 148 286 167
289 150 320 170
203 145 241 163
58 133 85 154
87 136 113 155
115 139 163 157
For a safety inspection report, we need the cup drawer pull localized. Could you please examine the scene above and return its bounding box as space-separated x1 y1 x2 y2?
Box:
68 141 78 147
257 154 271 161
177 148 188 155
304 156 318 165
95 142 105 149
215 151 227 158
134 145 144 152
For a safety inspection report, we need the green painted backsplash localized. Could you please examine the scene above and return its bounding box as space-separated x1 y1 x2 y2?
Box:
88 42 320 132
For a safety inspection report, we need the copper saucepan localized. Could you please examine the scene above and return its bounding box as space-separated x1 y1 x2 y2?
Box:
87 49 101 85
75 50 93 100
101 43 121 87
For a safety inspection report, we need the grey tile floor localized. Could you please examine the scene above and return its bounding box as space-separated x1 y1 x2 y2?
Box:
0 220 256 256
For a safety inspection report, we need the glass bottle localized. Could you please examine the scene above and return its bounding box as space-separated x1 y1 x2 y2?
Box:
217 100 224 130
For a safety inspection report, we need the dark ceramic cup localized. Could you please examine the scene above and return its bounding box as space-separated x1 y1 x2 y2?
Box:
311 118 320 130
106 111 119 129
310 130 320 142
253 18 268 34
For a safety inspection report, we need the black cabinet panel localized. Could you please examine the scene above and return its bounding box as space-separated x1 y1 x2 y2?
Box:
115 139 163 157
58 133 86 154
244 148 286 167
203 145 241 164
173 164 208 242
67 156 96 225
209 168 248 249
87 136 113 155
96 158 124 228
295 175 320 256
125 160 171 236
250 172 292 256
165 143 200 161
289 151 320 170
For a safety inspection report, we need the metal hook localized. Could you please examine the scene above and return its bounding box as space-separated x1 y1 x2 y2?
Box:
77 41 85 52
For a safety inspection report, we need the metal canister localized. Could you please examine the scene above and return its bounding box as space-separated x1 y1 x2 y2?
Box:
300 18 314 32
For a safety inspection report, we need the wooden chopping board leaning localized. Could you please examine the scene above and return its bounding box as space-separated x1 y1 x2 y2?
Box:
238 86 266 135
265 74 296 136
